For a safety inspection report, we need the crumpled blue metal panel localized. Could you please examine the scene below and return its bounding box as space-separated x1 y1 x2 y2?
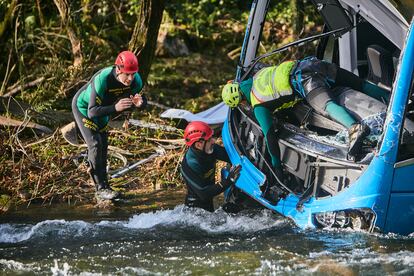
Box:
384 18 414 234
221 0 414 236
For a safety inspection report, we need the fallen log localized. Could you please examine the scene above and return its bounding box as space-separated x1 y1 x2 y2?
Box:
128 119 179 132
145 137 184 145
110 147 166 179
147 100 171 110
0 115 52 134
60 121 133 155
3 77 45 97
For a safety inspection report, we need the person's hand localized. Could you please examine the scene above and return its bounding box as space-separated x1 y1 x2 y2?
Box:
115 98 133 112
221 164 242 189
130 94 143 107
227 164 242 183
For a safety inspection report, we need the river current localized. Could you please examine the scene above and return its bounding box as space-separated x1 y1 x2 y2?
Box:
1 205 414 275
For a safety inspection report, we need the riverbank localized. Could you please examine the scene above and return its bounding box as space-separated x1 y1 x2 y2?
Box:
0 51 235 214
0 0 323 216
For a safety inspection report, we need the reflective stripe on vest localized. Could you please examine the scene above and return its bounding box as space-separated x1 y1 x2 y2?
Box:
251 61 296 107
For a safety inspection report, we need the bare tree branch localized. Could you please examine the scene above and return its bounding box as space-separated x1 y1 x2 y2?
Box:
36 0 45 27
3 77 45 97
53 0 83 67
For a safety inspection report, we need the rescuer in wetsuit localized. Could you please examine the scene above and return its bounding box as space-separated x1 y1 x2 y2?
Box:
72 51 147 200
222 57 389 186
180 121 242 212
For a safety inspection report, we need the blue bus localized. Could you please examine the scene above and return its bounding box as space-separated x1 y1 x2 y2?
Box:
222 0 414 235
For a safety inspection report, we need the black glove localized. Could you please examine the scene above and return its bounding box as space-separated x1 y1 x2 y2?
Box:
221 164 242 189
139 94 147 109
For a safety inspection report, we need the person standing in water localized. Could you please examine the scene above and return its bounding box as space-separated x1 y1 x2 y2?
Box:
180 121 241 212
72 51 146 200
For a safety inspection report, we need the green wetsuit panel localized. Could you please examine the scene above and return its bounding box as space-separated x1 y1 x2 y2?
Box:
240 78 253 103
76 66 143 129
254 105 281 167
325 101 356 128
239 78 281 167
362 81 390 103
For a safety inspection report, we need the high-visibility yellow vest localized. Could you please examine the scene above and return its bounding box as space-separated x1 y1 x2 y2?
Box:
250 61 296 108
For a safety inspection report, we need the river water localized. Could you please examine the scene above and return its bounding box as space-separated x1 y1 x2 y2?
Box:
1 205 414 275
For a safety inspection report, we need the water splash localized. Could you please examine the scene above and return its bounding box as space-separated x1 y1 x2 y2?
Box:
1 215 414 275
0 220 93 243
122 205 285 234
0 259 33 272
0 206 284 244
309 247 414 268
120 266 163 275
51 260 71 276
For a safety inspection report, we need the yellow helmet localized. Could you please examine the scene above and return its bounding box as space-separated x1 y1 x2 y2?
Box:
222 83 241 108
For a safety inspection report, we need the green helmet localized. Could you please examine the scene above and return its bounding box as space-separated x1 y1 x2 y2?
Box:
222 83 241 108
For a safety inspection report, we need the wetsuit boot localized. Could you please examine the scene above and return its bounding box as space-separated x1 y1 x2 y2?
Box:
348 123 371 159
95 184 120 200
94 173 120 200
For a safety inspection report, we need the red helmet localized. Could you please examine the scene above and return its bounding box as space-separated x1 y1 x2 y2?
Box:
184 121 213 147
115 51 139 73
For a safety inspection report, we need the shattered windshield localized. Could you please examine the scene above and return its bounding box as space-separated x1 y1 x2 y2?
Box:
390 0 414 22
306 111 387 162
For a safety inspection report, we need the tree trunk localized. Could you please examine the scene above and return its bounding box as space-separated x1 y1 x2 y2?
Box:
291 0 304 37
53 0 83 67
0 0 18 40
129 0 165 84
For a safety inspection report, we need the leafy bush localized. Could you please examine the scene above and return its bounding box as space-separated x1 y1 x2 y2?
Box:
165 0 249 37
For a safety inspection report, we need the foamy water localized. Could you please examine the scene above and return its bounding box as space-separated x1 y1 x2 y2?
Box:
0 206 284 244
1 206 414 275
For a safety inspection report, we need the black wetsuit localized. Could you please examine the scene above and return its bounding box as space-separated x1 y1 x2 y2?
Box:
71 66 145 189
180 144 231 212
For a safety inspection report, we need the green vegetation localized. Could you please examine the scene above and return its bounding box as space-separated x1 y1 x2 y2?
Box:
0 0 322 209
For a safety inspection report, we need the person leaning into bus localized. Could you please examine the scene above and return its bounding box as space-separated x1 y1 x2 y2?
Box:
222 57 389 184
180 121 241 212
